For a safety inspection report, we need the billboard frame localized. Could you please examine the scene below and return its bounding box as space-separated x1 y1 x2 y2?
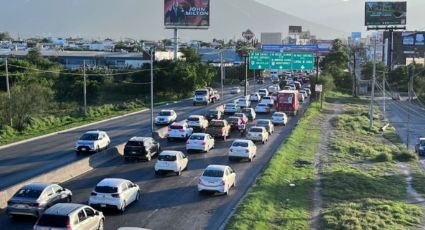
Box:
164 0 210 30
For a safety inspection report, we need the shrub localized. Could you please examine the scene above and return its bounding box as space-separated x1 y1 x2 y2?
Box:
394 150 417 162
375 152 392 162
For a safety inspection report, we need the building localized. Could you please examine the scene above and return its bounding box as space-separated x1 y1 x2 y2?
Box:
384 31 425 66
260 33 282 45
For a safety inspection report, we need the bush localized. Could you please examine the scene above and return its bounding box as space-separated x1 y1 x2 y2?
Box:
394 150 417 162
375 152 392 162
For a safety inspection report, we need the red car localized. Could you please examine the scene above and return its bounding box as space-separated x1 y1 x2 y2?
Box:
234 113 249 124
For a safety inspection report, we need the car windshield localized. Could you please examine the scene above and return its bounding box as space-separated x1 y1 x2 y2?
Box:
170 125 183 130
37 215 69 227
203 169 224 177
207 110 218 115
258 104 267 107
210 121 224 127
158 111 172 116
232 142 249 147
195 90 207 95
95 186 118 193
227 117 239 122
420 140 425 146
190 135 205 140
14 188 42 198
188 117 200 122
263 97 271 100
250 128 263 133
273 113 284 117
126 141 142 147
158 154 177 161
80 133 99 141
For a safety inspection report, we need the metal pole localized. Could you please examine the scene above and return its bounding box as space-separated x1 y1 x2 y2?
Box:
151 48 155 138
369 36 377 130
244 55 248 96
315 56 319 82
220 52 224 100
383 72 386 115
173 28 178 60
5 57 12 126
253 69 256 92
83 60 87 116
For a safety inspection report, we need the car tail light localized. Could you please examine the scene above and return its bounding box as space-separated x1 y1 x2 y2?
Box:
179 129 185 133
112 193 120 198
67 219 72 230
201 141 206 145
186 141 189 144
91 192 97 196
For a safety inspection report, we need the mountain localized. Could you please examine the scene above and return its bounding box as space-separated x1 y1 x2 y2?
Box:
0 0 347 41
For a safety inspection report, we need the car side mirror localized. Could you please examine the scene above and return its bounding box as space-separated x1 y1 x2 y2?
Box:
95 211 100 216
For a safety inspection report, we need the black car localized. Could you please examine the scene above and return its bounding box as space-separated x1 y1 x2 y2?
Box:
124 137 160 161
205 109 223 121
257 78 264 84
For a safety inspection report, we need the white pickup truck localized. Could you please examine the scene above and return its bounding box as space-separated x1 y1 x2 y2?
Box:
192 88 220 106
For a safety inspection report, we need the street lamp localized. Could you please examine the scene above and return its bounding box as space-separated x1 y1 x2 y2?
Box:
149 48 155 138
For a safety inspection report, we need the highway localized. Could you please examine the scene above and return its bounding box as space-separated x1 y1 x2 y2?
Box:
0 90 310 230
0 84 266 190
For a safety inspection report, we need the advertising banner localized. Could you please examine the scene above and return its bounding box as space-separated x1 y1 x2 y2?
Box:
289 26 302 34
164 0 210 28
365 1 406 26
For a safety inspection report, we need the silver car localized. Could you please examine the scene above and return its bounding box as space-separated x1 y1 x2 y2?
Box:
34 203 104 230
7 182 72 218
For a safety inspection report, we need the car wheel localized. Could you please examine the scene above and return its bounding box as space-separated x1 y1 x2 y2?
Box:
262 140 265 145
96 146 100 152
67 196 72 203
97 219 104 230
155 170 159 176
248 157 253 162
176 170 182 176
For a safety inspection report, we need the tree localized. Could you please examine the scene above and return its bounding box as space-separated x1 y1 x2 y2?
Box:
0 32 12 41
180 47 201 63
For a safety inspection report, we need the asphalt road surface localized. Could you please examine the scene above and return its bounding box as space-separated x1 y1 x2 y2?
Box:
0 96 310 230
0 83 267 190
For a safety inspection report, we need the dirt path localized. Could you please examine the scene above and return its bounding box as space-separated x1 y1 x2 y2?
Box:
310 102 342 230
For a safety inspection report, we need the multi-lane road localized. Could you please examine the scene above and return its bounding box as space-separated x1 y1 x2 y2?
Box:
0 82 309 229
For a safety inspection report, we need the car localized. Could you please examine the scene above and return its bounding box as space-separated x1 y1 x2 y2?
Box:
205 119 231 140
258 88 269 97
268 85 280 94
197 165 236 195
415 138 425 156
205 109 223 121
303 88 311 96
89 178 140 212
293 81 302 90
298 92 305 102
234 112 249 124
7 183 72 218
239 80 249 86
236 97 251 108
250 93 261 102
272 112 288 126
167 122 193 141
255 119 275 134
186 133 215 153
299 89 308 98
75 130 111 154
270 92 278 102
230 87 241 94
154 110 177 125
261 96 274 107
154 151 189 176
241 108 256 121
224 103 239 115
227 116 244 131
228 139 257 162
255 102 271 114
33 203 104 230
187 115 209 132
247 126 269 144
257 78 264 84
123 137 160 161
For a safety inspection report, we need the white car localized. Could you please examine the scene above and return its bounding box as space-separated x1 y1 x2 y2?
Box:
268 85 280 94
155 110 177 125
155 151 189 176
228 139 257 162
299 89 308 98
89 178 140 212
187 115 209 132
260 96 274 107
237 97 251 108
186 133 215 152
250 93 261 102
258 88 269 97
298 93 305 102
167 122 193 141
255 119 275 134
75 130 111 154
224 103 239 115
272 112 288 126
255 103 271 114
197 165 236 195
247 126 269 144
230 87 241 94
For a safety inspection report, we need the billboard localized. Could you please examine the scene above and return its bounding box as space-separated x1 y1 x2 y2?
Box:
289 26 302 34
351 32 362 41
365 1 406 26
402 32 425 46
164 0 210 28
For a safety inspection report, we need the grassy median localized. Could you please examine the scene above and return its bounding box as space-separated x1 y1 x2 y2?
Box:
227 102 322 230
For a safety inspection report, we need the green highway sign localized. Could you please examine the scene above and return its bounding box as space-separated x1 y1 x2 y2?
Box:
249 52 315 70
249 52 271 70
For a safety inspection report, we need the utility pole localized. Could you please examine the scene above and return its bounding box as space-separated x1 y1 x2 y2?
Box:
5 57 12 126
150 48 155 138
382 71 386 115
244 55 248 97
83 60 87 117
220 52 224 101
369 36 377 131
315 55 319 82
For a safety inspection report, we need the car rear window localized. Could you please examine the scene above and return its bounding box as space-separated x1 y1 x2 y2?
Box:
250 128 263 133
210 121 224 127
203 170 224 177
158 155 177 161
37 214 69 227
95 186 118 193
80 133 98 141
258 104 267 107
170 125 183 130
195 90 207 95
188 117 199 122
207 110 218 115
190 135 205 140
159 111 172 116
232 142 249 147
227 117 239 122
126 141 142 147
257 121 269 125
273 113 284 117
263 96 271 100
14 188 42 198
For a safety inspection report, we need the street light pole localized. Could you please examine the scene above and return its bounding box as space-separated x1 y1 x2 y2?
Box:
220 52 224 100
83 60 87 117
5 57 12 126
244 55 248 97
150 48 155 138
369 35 377 131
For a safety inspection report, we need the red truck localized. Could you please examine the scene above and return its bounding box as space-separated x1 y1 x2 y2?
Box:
275 90 299 116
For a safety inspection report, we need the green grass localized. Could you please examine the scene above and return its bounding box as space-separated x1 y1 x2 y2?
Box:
226 102 322 230
321 96 423 230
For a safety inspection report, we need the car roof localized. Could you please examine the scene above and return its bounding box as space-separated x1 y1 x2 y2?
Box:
85 130 103 134
273 112 285 115
170 122 186 126
159 150 182 156
44 203 86 215
159 109 174 113
191 133 208 136
233 139 251 144
22 182 51 190
256 119 271 122
97 178 127 187
189 115 203 118
129 136 150 142
250 126 266 130
205 164 228 171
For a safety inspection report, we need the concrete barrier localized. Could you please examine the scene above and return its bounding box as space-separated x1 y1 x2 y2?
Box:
0 144 125 209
